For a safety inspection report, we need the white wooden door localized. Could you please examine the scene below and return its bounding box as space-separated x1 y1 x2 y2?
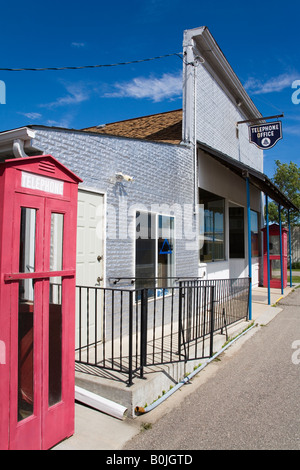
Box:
76 190 104 352
76 189 104 287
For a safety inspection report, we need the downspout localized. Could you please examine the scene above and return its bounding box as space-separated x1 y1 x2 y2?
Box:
12 138 29 158
0 127 41 159
182 38 199 250
194 62 197 216
192 55 204 217
75 386 127 420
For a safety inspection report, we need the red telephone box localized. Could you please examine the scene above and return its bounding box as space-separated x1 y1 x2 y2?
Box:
262 224 288 289
0 155 82 450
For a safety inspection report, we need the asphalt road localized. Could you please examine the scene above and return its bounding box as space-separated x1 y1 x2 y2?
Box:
123 288 300 451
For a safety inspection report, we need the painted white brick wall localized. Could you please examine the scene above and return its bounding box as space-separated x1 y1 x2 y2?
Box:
32 128 198 284
195 65 264 172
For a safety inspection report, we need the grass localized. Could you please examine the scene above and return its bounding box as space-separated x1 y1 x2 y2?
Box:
288 275 300 283
221 321 255 349
141 422 152 432
288 268 300 284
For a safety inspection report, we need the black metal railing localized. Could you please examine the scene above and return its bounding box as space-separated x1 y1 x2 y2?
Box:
75 277 250 386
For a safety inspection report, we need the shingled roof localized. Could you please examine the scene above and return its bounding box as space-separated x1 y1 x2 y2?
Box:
82 109 182 144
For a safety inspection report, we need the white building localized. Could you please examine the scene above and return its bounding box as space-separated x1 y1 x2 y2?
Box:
0 26 295 292
1 26 297 412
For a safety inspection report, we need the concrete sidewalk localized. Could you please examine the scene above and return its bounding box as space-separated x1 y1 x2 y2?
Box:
53 284 299 450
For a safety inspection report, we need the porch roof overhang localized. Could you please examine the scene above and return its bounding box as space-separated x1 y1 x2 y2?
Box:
197 141 299 212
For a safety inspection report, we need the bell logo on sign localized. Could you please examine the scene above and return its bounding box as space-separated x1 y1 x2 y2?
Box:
249 121 283 150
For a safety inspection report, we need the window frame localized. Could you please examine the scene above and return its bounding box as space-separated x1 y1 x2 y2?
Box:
229 204 245 259
199 188 225 263
250 209 260 257
135 211 175 290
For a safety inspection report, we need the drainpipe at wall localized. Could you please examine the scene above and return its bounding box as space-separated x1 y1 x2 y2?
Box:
0 127 41 159
182 36 204 223
12 138 29 158
192 55 204 218
194 62 197 217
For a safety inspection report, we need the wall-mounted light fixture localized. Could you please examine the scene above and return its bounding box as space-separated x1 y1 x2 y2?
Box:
115 172 134 182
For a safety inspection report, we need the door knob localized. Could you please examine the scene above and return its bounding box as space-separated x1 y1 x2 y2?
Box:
96 277 102 283
97 255 102 262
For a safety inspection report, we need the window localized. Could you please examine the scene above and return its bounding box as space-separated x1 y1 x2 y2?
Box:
158 215 174 289
18 279 34 421
135 212 175 291
229 206 245 258
18 207 37 421
50 213 64 271
19 207 36 274
269 235 280 255
49 277 62 407
251 210 260 257
270 259 281 279
136 212 156 290
199 189 225 262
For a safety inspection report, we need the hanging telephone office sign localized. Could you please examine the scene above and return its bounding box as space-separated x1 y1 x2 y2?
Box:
249 121 283 150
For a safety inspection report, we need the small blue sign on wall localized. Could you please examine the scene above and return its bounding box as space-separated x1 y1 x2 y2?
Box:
160 238 172 254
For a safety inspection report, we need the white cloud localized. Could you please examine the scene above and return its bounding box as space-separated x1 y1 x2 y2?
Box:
71 42 86 48
283 125 300 136
105 72 182 102
277 115 300 135
244 73 298 94
41 82 90 108
45 112 74 128
19 112 42 120
46 119 69 128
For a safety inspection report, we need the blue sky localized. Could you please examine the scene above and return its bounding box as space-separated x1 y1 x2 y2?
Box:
0 0 299 179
